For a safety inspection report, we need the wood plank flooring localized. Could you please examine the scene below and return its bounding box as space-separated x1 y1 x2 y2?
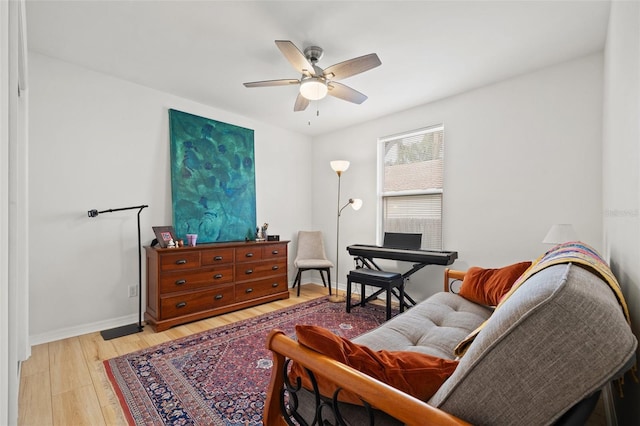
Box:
18 283 606 425
18 284 331 426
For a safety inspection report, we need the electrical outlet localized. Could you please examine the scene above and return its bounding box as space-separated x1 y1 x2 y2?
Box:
128 285 138 298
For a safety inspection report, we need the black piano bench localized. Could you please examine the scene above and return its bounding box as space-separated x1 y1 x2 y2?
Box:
346 269 405 320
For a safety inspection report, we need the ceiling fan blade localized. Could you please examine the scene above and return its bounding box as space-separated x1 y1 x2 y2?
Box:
243 79 299 88
294 93 310 111
323 53 381 81
275 40 315 76
327 82 368 104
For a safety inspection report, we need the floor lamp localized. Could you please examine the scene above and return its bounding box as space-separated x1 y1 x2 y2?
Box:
88 204 148 340
329 160 362 303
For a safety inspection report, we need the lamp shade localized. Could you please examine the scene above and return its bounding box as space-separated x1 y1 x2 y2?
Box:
543 224 578 244
351 198 363 211
330 160 350 173
299 78 328 101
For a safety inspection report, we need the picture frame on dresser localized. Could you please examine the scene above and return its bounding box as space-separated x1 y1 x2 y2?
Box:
152 226 177 248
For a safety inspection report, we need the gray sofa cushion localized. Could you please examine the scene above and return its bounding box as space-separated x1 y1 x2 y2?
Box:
429 263 637 425
354 292 493 359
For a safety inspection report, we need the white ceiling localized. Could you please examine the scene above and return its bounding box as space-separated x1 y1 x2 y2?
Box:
25 0 611 137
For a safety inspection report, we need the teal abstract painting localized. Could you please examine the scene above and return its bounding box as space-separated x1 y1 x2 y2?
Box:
169 109 256 243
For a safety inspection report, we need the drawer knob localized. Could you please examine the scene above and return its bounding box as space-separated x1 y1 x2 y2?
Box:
271 282 279 288
175 259 187 265
245 269 253 275
214 256 223 261
214 294 223 300
272 250 279 255
176 302 187 309
245 252 254 258
245 288 253 293
175 279 186 286
272 265 279 271
214 274 223 279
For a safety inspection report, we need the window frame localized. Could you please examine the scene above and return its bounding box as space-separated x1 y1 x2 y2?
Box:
376 124 445 249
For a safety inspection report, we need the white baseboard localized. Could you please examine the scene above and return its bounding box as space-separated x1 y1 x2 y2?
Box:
29 313 140 346
31 280 344 346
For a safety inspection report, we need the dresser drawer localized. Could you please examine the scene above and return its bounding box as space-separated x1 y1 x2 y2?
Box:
235 276 287 302
235 246 263 262
145 241 289 332
159 252 201 271
235 259 287 282
200 248 234 265
262 244 286 259
160 285 235 319
159 266 234 294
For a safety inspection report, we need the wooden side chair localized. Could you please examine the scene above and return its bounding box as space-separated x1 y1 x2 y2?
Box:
292 231 333 296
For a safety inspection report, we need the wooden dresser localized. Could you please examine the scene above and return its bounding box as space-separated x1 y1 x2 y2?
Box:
145 240 289 331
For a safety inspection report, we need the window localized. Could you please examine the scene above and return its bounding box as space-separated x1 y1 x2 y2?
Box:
378 125 444 250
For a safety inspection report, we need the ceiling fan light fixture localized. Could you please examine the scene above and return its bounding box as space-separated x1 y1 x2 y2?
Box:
299 78 328 101
243 41 381 111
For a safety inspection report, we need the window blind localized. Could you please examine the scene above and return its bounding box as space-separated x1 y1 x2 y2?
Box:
379 125 444 250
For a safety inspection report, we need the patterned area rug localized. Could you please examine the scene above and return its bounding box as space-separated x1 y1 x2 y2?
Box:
104 297 390 425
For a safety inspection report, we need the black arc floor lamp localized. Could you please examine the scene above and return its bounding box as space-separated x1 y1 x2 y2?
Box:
88 204 148 340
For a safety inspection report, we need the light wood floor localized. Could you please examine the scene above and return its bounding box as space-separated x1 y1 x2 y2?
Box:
18 283 606 426
18 283 331 426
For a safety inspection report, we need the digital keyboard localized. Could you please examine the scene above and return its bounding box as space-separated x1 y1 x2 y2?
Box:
347 244 457 265
346 244 458 308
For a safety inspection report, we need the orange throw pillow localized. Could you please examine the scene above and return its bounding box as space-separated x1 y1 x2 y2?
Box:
458 261 532 306
288 325 458 406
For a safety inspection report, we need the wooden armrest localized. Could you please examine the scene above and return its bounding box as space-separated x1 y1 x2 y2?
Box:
264 329 470 426
444 268 467 292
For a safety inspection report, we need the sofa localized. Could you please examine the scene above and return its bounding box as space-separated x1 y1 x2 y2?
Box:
264 243 637 426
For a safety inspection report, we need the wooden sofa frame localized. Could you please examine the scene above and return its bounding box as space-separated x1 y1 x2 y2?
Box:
263 268 470 426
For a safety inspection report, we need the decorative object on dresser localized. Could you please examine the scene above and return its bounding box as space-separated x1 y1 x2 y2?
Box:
145 240 289 331
329 160 362 303
87 205 148 340
152 225 177 248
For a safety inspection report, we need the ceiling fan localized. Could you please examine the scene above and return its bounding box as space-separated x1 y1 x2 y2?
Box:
243 40 382 112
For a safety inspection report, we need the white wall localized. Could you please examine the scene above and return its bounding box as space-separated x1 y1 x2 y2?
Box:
602 1 640 422
312 54 604 302
27 51 607 343
28 52 313 343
